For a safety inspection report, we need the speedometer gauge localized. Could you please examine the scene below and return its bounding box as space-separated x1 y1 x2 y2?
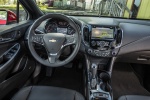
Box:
45 22 57 33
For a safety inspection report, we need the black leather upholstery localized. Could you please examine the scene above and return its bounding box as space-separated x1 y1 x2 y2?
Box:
12 86 85 100
118 95 150 100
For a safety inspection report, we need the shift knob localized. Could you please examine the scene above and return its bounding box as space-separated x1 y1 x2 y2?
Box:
91 64 98 78
99 72 110 82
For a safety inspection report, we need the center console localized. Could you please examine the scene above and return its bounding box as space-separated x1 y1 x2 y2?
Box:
83 25 122 57
86 60 115 100
89 63 112 100
82 24 123 100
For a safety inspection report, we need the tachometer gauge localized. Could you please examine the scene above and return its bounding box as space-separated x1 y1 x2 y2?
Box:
68 26 75 35
45 22 57 33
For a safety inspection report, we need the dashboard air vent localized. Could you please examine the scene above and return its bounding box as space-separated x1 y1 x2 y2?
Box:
116 28 123 46
83 26 89 42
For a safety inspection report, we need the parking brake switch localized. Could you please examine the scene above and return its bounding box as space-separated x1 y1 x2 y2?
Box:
91 64 98 89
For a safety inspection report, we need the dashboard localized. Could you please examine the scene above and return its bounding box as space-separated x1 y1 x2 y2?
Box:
35 16 150 64
44 18 75 35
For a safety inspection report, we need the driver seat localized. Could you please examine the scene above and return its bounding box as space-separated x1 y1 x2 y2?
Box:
11 86 84 100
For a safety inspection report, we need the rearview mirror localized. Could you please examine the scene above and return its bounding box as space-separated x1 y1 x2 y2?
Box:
0 10 17 25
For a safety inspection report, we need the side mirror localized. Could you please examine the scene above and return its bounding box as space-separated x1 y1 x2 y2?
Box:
0 9 17 25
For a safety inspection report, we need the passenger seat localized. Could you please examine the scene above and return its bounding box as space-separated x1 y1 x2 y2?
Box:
118 95 150 100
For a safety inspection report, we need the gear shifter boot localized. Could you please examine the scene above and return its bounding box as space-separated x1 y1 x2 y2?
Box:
90 64 98 89
91 78 97 89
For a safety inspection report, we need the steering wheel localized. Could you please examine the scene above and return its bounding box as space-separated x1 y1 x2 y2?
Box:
28 14 81 67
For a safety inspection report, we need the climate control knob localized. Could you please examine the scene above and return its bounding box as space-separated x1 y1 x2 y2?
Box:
97 41 106 47
91 41 97 46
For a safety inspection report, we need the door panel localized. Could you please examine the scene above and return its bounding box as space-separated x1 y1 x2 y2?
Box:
0 55 35 100
0 44 20 82
0 21 35 100
0 43 15 56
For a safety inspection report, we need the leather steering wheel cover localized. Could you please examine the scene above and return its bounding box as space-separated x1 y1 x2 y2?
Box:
28 14 81 67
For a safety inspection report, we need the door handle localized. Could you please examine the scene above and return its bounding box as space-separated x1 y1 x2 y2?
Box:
137 55 150 61
0 37 12 42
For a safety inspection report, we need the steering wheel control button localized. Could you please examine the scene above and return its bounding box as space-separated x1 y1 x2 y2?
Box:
66 35 75 44
32 35 44 45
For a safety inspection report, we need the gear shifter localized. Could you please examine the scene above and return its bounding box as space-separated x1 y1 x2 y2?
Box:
90 64 98 89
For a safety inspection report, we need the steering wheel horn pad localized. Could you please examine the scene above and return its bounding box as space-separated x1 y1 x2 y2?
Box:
43 33 65 53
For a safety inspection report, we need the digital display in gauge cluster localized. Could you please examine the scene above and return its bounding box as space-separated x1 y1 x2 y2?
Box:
57 28 67 34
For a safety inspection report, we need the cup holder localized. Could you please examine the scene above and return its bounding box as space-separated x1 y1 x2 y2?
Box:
89 70 113 100
100 82 112 92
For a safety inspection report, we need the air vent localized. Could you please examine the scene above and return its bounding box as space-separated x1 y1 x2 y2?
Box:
116 28 123 46
83 26 89 42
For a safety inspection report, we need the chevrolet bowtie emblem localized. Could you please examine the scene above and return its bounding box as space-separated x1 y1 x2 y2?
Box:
49 39 57 42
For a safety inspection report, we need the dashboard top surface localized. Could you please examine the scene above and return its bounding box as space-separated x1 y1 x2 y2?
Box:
72 16 119 26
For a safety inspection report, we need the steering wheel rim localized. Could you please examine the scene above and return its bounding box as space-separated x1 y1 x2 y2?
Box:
28 14 81 67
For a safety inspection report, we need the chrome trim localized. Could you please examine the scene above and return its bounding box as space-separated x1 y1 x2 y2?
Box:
108 57 116 76
35 29 45 34
90 84 112 100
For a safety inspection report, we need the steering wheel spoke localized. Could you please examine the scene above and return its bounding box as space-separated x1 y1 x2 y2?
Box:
64 34 76 47
48 53 60 63
32 34 44 45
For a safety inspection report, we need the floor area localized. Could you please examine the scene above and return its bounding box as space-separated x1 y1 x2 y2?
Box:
38 62 150 100
38 66 84 95
111 63 150 100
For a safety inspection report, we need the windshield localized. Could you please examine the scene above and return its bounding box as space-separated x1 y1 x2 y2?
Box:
36 0 150 19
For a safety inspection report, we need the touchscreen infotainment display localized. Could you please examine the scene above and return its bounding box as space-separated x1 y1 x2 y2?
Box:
92 28 114 39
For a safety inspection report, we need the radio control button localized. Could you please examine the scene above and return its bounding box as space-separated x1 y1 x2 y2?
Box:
94 50 99 56
105 42 109 46
97 41 105 47
101 52 105 57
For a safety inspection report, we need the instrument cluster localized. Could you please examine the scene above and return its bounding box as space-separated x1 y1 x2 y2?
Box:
45 18 75 35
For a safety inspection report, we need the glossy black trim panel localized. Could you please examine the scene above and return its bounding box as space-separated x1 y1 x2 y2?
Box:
0 20 33 35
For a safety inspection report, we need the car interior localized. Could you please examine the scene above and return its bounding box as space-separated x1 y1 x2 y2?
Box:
1 0 150 100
